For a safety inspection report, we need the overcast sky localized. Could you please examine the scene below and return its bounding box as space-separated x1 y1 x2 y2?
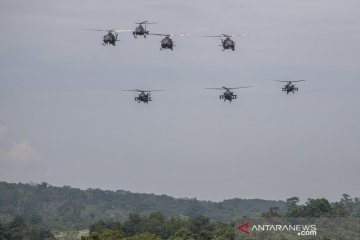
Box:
0 0 359 202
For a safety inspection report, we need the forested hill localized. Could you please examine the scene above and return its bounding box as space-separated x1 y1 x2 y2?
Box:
0 181 285 230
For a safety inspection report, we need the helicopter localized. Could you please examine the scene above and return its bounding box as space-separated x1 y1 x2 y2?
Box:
206 86 251 102
133 21 156 38
84 28 132 46
150 33 185 50
203 34 246 51
275 80 306 94
122 89 164 104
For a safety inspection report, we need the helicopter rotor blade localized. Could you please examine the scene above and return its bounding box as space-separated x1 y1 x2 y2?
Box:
169 32 186 37
113 29 133 33
123 89 164 93
205 88 225 90
206 86 250 90
148 90 165 92
83 28 108 32
150 33 169 37
122 89 140 92
136 21 157 25
84 28 132 33
275 80 306 83
143 22 157 25
150 33 185 37
202 33 247 39
223 33 248 37
226 86 251 89
274 80 291 82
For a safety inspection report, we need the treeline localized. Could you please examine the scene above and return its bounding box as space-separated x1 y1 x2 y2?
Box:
83 212 234 240
0 181 284 230
0 184 359 240
85 195 360 240
262 194 360 218
0 216 55 240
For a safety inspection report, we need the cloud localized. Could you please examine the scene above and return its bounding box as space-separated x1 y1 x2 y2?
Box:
7 140 41 163
0 126 41 164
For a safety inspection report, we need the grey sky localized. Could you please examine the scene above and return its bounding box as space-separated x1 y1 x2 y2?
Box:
0 0 359 202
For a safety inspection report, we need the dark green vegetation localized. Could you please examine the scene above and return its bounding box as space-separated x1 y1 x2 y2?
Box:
0 182 284 230
84 212 234 240
84 213 234 240
84 198 359 240
261 195 360 218
0 182 359 240
0 216 55 240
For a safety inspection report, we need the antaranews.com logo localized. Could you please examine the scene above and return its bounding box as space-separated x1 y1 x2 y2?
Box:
236 222 316 238
235 217 359 240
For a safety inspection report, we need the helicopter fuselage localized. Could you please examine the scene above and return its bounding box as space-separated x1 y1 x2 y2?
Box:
133 25 149 38
282 83 298 94
161 36 174 50
103 32 117 46
135 92 151 103
222 37 235 51
220 91 237 102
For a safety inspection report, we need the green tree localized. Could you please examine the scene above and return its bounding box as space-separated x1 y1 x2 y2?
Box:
127 232 160 240
188 215 211 234
0 221 5 240
261 206 282 217
99 229 125 240
303 198 332 217
8 216 26 240
285 197 304 217
122 213 143 236
170 227 195 240
331 202 349 217
0 216 55 240
23 225 54 240
211 225 234 240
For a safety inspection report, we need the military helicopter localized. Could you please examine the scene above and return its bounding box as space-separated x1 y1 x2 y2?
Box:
122 89 164 104
206 86 251 102
275 80 306 94
84 28 132 46
133 21 156 38
203 34 246 51
150 33 185 50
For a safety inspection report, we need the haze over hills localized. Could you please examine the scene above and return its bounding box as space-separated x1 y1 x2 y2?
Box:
0 181 285 230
